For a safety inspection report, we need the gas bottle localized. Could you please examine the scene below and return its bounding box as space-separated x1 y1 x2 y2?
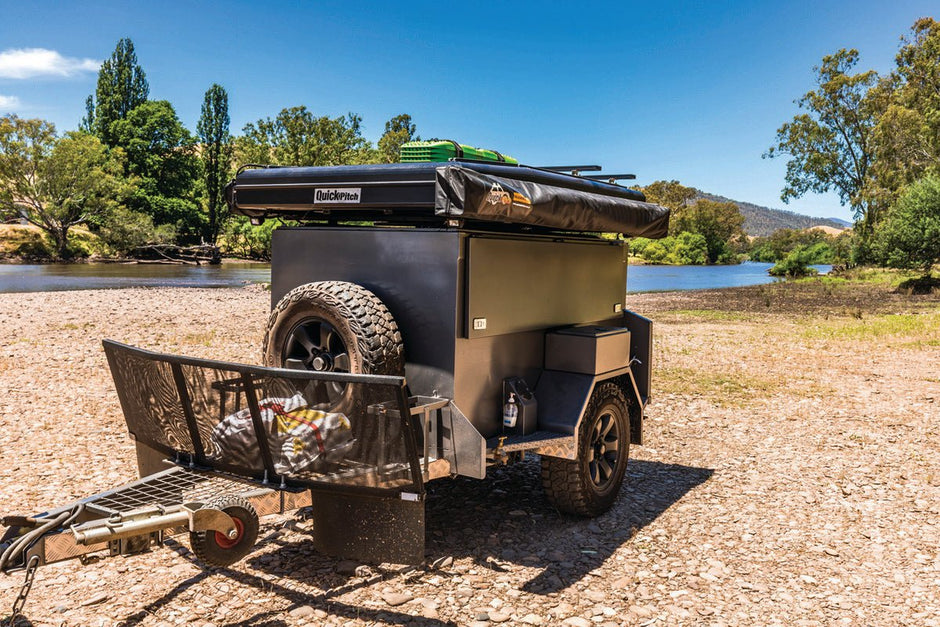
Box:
502 392 518 429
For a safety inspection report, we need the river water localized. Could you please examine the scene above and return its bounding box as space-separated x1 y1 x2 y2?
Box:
626 261 831 292
0 260 830 294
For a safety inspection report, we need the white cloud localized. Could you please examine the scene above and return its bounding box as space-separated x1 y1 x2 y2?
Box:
0 94 21 109
0 48 99 79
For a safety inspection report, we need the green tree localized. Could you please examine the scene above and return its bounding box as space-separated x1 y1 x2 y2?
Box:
671 199 745 264
871 176 940 277
638 181 743 263
641 180 697 218
630 232 708 265
765 49 881 225
0 116 123 258
97 206 177 254
220 215 288 260
79 95 95 133
236 106 372 166
868 18 940 212
749 228 835 263
87 38 149 146
110 100 202 239
197 84 233 244
768 245 823 278
377 114 418 163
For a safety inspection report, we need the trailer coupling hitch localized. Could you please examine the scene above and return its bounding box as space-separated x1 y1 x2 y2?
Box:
71 502 237 546
1 504 85 623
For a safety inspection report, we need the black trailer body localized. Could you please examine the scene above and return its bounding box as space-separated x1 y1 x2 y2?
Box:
231 160 668 493
270 226 653 480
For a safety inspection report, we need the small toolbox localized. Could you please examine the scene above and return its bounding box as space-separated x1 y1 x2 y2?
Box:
544 326 631 375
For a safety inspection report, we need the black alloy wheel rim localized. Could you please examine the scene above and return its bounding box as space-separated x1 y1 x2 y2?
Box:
283 319 351 401
588 409 621 489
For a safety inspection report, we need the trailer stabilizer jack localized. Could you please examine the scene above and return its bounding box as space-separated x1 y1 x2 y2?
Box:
71 502 237 546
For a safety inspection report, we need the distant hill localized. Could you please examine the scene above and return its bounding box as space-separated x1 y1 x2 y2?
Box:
696 191 851 237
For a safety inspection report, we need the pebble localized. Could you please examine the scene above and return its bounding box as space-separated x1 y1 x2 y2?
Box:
584 589 607 602
288 605 315 618
80 592 109 606
335 560 359 575
382 592 414 607
431 555 454 570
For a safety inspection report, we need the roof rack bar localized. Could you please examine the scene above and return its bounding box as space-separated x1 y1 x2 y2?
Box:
540 165 602 173
584 174 637 183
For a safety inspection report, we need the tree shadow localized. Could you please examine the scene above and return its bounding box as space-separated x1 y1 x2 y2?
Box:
116 536 457 626
113 457 710 624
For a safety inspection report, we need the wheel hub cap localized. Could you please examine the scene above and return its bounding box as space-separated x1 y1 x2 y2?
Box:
588 411 620 488
284 318 353 404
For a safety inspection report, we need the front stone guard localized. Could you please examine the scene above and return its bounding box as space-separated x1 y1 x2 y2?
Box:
103 339 426 563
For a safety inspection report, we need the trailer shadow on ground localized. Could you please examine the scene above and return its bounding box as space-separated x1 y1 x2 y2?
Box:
423 457 714 594
105 458 710 626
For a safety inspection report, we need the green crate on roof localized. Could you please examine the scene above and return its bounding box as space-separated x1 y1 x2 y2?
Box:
400 140 517 165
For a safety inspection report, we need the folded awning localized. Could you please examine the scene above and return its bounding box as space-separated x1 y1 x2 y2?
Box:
435 164 670 238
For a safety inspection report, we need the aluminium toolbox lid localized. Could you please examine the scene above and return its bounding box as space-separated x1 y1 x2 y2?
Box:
551 326 629 338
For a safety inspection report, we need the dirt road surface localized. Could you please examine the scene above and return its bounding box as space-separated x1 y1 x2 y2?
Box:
0 282 937 626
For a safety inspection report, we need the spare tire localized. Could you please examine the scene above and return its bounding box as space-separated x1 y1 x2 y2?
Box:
263 281 404 412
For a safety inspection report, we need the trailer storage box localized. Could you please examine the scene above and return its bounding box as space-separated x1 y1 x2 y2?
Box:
545 326 631 375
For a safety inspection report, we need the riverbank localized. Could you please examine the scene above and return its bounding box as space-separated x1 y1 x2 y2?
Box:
0 281 938 625
0 224 248 266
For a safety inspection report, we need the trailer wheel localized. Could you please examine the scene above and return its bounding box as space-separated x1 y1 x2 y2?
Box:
541 382 630 517
263 281 404 410
190 495 259 567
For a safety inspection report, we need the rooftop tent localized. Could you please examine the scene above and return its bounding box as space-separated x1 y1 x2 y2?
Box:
227 161 670 238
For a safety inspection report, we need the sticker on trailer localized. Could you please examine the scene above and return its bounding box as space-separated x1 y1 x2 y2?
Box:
314 188 362 203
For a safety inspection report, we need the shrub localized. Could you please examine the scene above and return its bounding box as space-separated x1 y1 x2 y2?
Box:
219 216 294 260
769 245 822 277
98 207 177 255
631 231 709 265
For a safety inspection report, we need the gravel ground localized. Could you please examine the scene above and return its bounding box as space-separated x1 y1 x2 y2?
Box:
0 282 938 626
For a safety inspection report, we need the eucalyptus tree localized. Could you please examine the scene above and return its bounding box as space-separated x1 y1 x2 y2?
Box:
0 115 123 258
764 50 881 228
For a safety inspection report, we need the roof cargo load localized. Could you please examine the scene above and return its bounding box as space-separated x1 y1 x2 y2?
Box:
227 161 670 238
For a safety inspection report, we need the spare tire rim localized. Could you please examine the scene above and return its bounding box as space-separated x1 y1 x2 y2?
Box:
588 410 620 488
283 318 351 400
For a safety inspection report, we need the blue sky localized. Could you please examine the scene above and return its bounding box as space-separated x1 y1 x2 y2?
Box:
0 1 936 222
